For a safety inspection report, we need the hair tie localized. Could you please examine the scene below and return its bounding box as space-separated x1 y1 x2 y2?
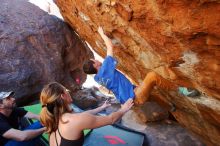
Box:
42 104 47 108
41 104 54 113
46 103 55 114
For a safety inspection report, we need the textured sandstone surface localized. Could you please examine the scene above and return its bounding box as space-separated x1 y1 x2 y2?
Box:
56 0 220 145
0 0 92 105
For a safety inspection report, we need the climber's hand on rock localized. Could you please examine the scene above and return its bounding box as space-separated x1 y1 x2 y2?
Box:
98 26 105 37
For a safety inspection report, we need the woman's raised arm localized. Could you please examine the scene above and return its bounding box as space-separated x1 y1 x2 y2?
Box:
78 98 133 130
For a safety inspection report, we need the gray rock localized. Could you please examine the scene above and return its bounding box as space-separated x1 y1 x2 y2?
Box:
0 0 92 105
72 86 116 110
144 122 205 146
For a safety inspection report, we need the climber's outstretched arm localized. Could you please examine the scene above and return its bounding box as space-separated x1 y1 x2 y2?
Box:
98 27 113 57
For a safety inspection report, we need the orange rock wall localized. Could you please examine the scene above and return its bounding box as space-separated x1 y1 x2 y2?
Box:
56 0 220 145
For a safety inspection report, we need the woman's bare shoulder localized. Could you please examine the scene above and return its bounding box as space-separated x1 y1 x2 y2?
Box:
63 112 91 122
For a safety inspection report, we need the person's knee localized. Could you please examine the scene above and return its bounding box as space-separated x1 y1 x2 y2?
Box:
24 121 43 130
134 98 145 105
145 71 158 82
148 71 157 77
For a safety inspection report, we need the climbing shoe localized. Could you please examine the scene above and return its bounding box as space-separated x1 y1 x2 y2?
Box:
178 87 201 97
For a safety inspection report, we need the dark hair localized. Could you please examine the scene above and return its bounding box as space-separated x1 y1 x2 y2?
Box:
83 60 97 74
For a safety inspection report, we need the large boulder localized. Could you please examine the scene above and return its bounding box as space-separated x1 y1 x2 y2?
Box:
55 0 220 145
0 0 92 105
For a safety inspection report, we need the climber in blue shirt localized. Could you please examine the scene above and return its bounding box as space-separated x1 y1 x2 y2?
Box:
93 55 135 104
83 27 200 106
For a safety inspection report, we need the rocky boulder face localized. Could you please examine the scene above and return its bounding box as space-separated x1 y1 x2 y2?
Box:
56 0 220 145
0 0 92 105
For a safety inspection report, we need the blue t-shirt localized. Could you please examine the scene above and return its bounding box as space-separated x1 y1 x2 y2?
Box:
94 56 135 103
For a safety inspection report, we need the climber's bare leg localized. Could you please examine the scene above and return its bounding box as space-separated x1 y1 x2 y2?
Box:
134 72 176 105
